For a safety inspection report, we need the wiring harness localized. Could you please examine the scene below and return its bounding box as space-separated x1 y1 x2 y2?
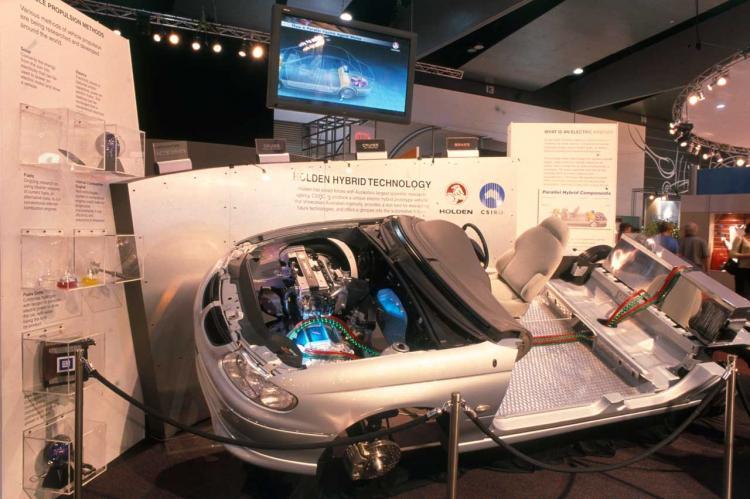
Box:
605 266 685 327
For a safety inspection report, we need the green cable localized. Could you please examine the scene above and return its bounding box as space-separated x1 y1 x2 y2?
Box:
287 316 380 357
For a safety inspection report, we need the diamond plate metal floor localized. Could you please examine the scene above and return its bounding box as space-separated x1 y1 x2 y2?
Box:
497 301 640 418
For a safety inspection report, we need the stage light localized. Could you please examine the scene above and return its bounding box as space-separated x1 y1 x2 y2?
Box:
648 194 655 200
152 33 163 43
473 43 485 51
717 154 724 163
212 41 222 53
707 82 713 91
340 12 353 21
191 39 202 51
702 152 710 160
687 92 704 105
113 29 122 36
238 47 247 58
251 44 265 59
573 67 584 75
669 128 676 135
717 75 728 86
679 139 689 147
168 32 180 45
716 103 726 109
737 157 746 167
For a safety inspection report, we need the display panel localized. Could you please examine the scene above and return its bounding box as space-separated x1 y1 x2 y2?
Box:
267 5 416 123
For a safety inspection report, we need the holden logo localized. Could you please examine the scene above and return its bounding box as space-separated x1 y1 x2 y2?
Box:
479 183 505 209
445 182 468 204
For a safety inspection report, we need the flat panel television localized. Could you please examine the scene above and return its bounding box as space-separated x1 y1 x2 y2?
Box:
267 5 416 124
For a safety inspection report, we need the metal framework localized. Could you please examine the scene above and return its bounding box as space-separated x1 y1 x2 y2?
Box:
672 47 750 166
302 115 366 160
63 0 463 79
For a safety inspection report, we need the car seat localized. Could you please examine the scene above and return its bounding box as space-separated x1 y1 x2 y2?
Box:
491 217 569 317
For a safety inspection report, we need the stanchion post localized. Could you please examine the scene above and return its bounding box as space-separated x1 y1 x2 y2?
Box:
723 354 737 499
447 392 461 499
74 349 84 499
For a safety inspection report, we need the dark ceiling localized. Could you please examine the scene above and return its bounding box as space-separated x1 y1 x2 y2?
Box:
90 0 750 126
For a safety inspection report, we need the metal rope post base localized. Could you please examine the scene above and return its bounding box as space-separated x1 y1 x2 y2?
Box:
723 354 737 499
447 392 461 499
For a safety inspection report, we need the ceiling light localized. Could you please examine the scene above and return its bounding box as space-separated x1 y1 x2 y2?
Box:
467 47 476 53
212 41 222 53
648 194 655 200
251 44 265 59
113 29 122 36
669 128 677 135
168 32 180 45
688 93 701 105
679 140 689 147
340 12 353 21
702 152 710 160
573 67 584 75
152 33 162 43
716 154 724 163
191 39 202 51
737 157 746 167
707 82 713 91
716 103 726 109
717 75 728 86
473 43 485 50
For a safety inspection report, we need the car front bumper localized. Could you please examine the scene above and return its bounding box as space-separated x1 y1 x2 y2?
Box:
195 355 331 475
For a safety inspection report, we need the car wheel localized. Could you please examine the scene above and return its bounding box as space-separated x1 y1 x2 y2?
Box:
340 88 356 99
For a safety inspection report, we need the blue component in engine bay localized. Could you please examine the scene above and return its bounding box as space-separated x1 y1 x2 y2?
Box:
376 288 407 345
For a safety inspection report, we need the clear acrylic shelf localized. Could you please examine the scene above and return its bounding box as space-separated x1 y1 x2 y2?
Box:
19 104 105 173
22 325 104 398
21 230 143 291
19 104 146 178
23 416 106 496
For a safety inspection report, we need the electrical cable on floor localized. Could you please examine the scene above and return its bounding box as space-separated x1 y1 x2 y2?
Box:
464 380 725 474
88 368 438 451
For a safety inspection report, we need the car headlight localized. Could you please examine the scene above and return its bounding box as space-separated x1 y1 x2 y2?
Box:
221 351 298 411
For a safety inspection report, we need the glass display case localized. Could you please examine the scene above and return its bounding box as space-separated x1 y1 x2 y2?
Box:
22 230 143 290
22 326 104 398
23 416 106 496
105 234 143 284
102 124 146 177
21 230 76 290
19 104 106 173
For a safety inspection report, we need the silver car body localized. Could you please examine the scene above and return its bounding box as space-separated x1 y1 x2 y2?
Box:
194 217 749 475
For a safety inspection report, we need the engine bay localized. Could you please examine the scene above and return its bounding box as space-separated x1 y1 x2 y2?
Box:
248 237 411 366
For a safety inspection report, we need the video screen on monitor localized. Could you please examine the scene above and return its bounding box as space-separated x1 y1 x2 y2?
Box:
267 6 416 123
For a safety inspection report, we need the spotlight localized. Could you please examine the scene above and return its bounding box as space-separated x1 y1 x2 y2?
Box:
191 39 202 51
168 32 180 45
340 12 353 21
669 128 677 135
737 157 747 167
238 47 247 58
707 82 713 91
251 44 265 59
152 33 163 43
717 154 724 163
648 194 655 200
113 28 122 36
212 41 222 53
702 152 710 160
716 103 726 109
687 92 704 105
717 75 728 86
679 139 689 148
573 67 584 75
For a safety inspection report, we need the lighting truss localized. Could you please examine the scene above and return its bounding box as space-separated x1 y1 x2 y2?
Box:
63 0 464 79
671 46 750 164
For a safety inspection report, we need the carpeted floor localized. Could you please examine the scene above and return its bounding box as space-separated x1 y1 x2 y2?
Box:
84 382 750 499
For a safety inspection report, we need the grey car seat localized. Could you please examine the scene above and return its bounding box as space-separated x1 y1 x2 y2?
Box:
491 216 569 317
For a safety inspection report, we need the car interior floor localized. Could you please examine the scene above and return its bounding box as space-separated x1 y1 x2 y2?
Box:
496 299 641 418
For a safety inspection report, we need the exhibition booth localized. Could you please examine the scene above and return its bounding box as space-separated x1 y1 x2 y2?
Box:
0 1 749 498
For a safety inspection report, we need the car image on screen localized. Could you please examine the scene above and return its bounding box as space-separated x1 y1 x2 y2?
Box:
279 44 374 101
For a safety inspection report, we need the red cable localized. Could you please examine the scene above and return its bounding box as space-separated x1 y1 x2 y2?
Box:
305 349 360 359
614 267 683 324
606 289 647 323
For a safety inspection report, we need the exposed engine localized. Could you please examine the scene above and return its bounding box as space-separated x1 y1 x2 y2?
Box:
255 239 408 366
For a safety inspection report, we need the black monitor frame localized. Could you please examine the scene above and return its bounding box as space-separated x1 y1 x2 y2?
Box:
266 5 417 124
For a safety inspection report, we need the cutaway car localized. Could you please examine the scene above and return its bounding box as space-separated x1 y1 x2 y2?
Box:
194 215 750 479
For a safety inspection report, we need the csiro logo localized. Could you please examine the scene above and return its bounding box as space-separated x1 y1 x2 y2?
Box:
479 183 505 209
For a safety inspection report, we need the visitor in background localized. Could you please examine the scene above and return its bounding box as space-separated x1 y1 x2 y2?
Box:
729 228 750 298
678 222 709 272
617 222 634 242
655 221 678 253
